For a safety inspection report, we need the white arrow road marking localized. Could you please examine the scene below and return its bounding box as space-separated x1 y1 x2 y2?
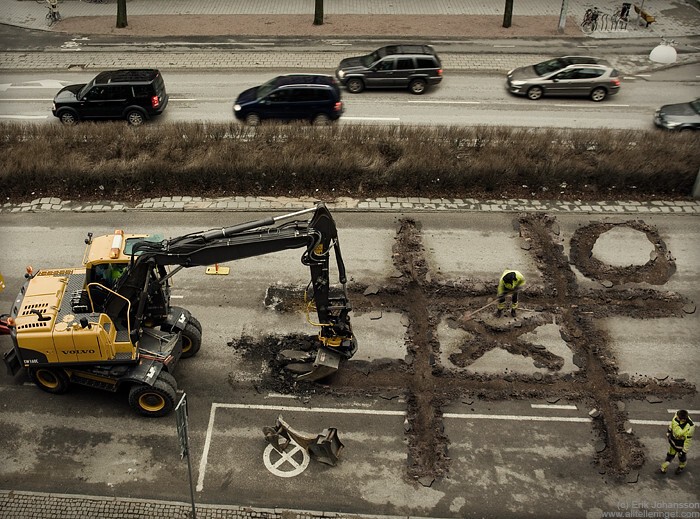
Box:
3 80 69 90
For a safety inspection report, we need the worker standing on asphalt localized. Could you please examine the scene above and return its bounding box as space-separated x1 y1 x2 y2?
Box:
496 270 525 317
660 410 694 474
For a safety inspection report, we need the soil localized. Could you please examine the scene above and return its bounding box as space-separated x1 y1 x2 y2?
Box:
53 14 585 39
227 213 696 481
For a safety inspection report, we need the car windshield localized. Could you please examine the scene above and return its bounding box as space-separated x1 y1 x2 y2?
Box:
78 79 95 99
533 58 568 76
256 77 279 99
360 50 381 68
691 100 700 114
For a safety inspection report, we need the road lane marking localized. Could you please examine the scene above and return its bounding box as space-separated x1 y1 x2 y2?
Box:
666 409 700 414
342 116 401 121
531 404 578 410
407 100 480 104
0 98 53 101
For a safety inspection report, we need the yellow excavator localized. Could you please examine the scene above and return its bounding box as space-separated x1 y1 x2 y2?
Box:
1 204 357 417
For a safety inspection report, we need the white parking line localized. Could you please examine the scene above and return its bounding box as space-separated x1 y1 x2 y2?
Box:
666 409 700 414
444 413 590 422
195 402 678 492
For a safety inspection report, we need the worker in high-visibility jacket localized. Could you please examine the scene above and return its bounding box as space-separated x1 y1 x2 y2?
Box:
660 410 694 474
496 270 526 318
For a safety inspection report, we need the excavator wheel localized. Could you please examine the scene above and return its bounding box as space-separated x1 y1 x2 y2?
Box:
157 370 178 392
128 379 177 417
29 367 70 394
188 315 202 334
180 322 202 359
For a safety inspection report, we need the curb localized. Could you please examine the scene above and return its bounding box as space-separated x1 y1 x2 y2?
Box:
3 197 699 215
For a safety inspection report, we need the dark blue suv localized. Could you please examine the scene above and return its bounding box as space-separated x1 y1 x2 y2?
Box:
233 74 344 126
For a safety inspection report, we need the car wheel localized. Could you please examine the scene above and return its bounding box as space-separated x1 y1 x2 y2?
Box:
590 87 607 102
527 86 544 100
126 110 146 126
312 113 331 126
29 368 70 394
409 79 427 95
59 111 78 126
678 127 694 133
245 113 261 126
346 78 365 94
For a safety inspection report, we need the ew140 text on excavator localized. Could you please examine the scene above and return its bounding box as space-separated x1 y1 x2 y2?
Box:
1 204 357 417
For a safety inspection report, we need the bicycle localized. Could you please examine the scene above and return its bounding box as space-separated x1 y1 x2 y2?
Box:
581 7 600 31
45 0 61 27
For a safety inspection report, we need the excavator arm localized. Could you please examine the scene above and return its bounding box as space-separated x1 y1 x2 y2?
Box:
103 204 356 372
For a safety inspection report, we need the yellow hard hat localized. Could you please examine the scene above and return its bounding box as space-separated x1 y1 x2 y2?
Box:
0 271 5 292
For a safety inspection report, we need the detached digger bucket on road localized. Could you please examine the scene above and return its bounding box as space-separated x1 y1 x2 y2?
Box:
262 414 344 466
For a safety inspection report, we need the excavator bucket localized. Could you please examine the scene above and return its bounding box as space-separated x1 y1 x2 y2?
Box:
308 428 344 466
292 348 342 382
263 415 344 466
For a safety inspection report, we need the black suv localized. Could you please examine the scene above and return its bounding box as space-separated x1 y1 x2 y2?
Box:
335 44 443 95
233 74 343 126
52 69 168 126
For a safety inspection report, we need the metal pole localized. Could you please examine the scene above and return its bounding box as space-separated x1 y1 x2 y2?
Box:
186 449 197 519
636 0 646 26
558 0 570 34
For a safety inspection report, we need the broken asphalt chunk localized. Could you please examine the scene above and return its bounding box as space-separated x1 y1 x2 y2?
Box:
601 280 614 288
363 285 380 296
646 395 663 404
682 303 696 315
594 441 607 453
418 476 434 488
626 470 639 484
589 409 602 418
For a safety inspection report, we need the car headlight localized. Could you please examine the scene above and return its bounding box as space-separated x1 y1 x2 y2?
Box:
233 104 241 111
337 70 345 79
664 121 681 128
509 80 525 86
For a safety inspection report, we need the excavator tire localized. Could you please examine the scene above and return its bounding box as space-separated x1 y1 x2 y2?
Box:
128 379 177 417
29 367 70 394
157 370 178 392
180 322 202 359
188 315 202 334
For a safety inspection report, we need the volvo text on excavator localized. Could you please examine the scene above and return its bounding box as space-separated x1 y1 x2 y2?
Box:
1 204 357 417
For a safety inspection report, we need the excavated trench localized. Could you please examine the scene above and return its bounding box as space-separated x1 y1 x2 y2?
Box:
229 214 696 482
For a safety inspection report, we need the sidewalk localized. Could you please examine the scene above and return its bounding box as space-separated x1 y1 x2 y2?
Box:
1 0 699 72
2 0 700 38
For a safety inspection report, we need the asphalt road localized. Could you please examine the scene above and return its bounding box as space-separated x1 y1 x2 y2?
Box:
0 209 698 518
1 69 699 129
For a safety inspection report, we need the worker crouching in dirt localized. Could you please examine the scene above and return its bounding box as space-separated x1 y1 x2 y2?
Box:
496 270 526 318
660 410 694 474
